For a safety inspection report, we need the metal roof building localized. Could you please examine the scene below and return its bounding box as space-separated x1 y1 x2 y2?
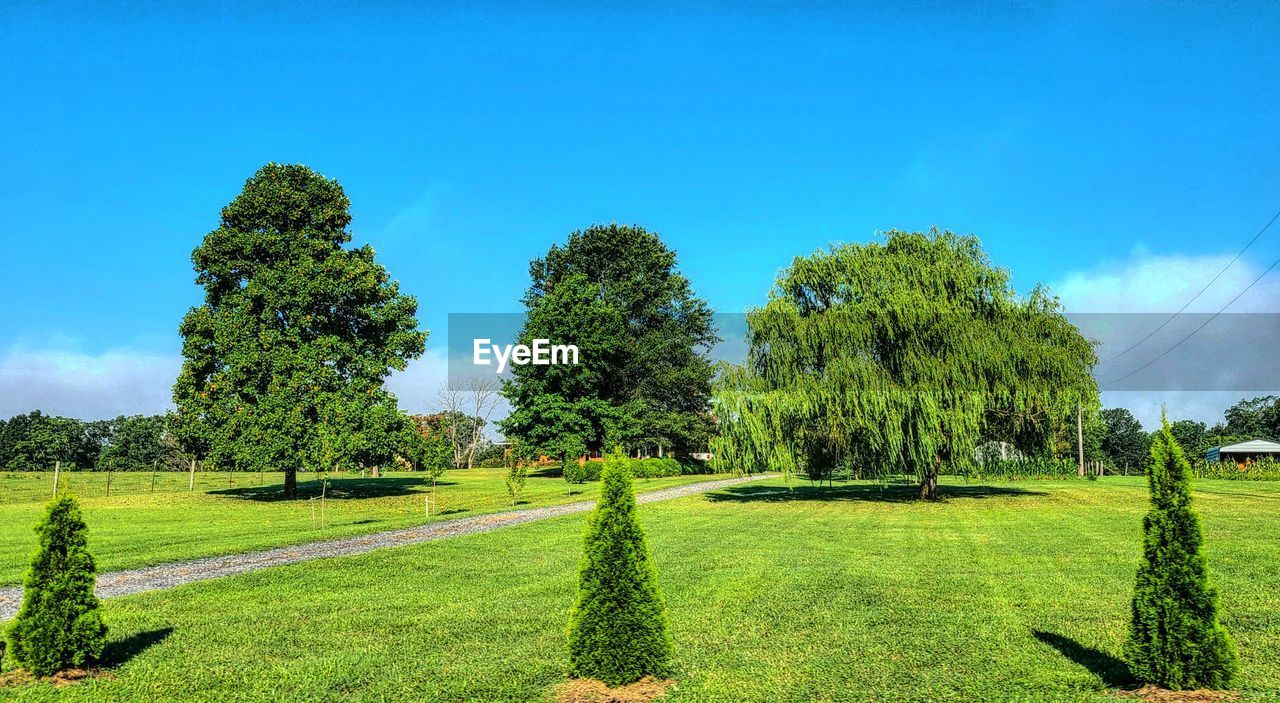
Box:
1205 438 1280 463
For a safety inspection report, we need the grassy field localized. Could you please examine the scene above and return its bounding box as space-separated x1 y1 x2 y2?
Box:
1 476 1276 702
0 468 721 585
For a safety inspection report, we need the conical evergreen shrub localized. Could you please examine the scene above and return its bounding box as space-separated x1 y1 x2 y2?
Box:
1124 416 1237 690
5 494 107 676
566 450 673 686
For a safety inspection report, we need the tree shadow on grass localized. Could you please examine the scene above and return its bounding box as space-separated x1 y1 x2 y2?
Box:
100 627 173 668
703 482 1047 504
1032 629 1135 688
212 477 455 502
529 466 564 479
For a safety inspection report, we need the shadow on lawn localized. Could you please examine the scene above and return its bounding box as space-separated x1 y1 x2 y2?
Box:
704 482 1047 504
1032 630 1135 688
100 627 173 668
212 477 455 502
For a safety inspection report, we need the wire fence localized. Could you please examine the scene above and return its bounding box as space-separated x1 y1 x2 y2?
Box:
0 468 290 505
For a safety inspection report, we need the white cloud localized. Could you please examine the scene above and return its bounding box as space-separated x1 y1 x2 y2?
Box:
0 344 488 425
0 346 180 420
1052 249 1280 313
384 349 451 414
1053 250 1280 429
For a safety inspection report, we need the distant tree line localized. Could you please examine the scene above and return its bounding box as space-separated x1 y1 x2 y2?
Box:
0 407 500 473
1097 395 1280 472
0 411 183 471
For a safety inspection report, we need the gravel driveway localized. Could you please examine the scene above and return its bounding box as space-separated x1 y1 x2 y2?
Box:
0 473 771 620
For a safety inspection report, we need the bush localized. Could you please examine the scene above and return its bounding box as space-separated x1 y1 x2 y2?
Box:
566 450 672 686
5 494 108 676
630 457 682 479
504 462 528 506
1124 418 1237 690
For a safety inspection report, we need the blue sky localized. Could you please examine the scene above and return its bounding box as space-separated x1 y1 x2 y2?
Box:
2 1 1279 426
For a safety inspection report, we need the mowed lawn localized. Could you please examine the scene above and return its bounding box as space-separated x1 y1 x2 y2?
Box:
0 468 720 585
1 476 1277 702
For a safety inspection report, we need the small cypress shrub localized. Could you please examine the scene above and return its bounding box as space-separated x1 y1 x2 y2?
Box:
1124 417 1237 690
566 450 673 686
5 494 108 676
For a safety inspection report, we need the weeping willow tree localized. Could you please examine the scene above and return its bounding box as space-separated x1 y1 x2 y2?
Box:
713 229 1098 499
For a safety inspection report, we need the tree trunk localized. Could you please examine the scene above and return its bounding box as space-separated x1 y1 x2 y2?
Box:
284 469 297 499
918 465 939 501
371 465 381 478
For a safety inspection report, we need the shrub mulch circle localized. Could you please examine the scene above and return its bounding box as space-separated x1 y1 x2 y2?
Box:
1115 684 1240 702
555 676 675 703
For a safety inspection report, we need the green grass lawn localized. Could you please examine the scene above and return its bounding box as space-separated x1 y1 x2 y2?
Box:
0 468 721 585
2 476 1277 702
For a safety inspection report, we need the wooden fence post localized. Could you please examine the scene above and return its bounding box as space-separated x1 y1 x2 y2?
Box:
189 458 196 491
1076 404 1085 477
151 461 157 493
105 470 112 497
52 460 60 498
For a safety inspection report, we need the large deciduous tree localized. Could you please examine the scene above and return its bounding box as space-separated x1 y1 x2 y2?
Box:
501 225 717 459
1101 407 1152 472
713 229 1098 499
171 164 425 497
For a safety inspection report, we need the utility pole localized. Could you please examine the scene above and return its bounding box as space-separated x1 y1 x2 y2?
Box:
1077 404 1085 477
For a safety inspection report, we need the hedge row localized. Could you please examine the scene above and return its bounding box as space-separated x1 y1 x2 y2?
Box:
568 456 714 482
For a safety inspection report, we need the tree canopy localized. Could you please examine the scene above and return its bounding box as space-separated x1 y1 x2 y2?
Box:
1101 407 1152 472
171 164 425 497
713 229 1098 499
501 224 716 459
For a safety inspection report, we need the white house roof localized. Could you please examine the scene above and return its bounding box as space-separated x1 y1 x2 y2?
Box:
1217 438 1280 453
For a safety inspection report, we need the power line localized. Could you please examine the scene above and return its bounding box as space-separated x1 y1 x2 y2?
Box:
1097 207 1280 365
1100 253 1280 386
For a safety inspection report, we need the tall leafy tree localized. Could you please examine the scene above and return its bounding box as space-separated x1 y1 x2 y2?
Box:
1125 416 1237 690
1101 407 1152 472
1167 419 1209 462
171 164 425 497
98 415 180 470
1215 395 1277 438
502 225 717 458
713 229 1098 499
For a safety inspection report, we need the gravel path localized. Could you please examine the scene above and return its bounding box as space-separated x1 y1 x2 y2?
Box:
0 473 771 620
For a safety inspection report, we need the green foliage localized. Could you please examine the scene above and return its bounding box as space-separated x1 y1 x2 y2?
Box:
630 457 682 479
0 411 111 471
1216 395 1278 439
713 229 1098 499
505 462 528 505
171 164 425 496
502 224 717 458
969 456 1080 480
1125 418 1238 690
566 450 672 686
1195 458 1280 480
562 460 586 493
1101 408 1152 472
1167 420 1209 462
406 414 456 485
5 495 107 676
98 414 182 470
